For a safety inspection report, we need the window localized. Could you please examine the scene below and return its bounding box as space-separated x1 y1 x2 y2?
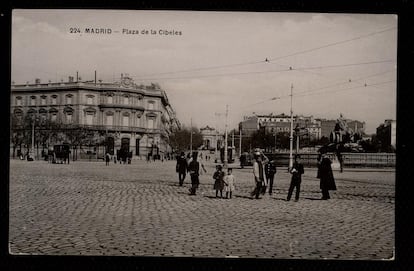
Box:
123 115 129 126
87 96 93 105
66 95 73 104
16 97 22 106
107 96 113 104
147 119 154 129
86 113 93 125
51 95 57 105
106 115 113 126
148 102 154 110
123 96 129 105
41 96 46 105
66 114 73 123
51 114 57 122
30 96 36 106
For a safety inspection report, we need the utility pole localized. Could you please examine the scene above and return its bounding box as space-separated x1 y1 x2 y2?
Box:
224 105 229 169
190 118 193 154
296 132 300 154
289 83 294 171
239 127 242 157
31 117 35 159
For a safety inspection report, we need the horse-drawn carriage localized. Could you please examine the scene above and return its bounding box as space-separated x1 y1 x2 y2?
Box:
48 144 71 164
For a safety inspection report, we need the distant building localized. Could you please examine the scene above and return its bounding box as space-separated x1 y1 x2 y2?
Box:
200 125 223 150
239 116 259 137
240 113 365 142
376 119 396 150
10 74 180 160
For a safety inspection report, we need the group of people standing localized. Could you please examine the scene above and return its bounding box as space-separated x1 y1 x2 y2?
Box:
176 149 337 201
176 151 207 195
250 150 337 201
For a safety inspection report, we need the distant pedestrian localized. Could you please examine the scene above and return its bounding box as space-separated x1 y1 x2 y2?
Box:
317 153 337 200
213 165 225 198
287 155 304 201
224 168 235 199
176 152 188 186
105 152 111 166
265 160 277 195
188 152 201 195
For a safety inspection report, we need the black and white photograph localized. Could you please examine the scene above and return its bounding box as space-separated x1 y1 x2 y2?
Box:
9 9 397 260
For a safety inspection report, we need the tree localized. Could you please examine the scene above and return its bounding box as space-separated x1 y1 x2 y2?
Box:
169 126 203 153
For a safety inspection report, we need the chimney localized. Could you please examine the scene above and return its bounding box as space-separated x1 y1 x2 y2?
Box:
35 78 41 84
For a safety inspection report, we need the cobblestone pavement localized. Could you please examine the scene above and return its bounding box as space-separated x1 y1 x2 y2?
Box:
9 159 395 259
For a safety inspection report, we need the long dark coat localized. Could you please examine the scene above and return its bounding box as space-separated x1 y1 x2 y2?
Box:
213 171 225 190
176 156 188 173
318 157 337 190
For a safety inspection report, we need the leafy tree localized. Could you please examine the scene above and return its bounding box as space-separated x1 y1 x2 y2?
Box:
169 126 203 153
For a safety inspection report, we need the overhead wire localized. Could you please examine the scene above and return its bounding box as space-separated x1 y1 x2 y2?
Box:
127 26 396 80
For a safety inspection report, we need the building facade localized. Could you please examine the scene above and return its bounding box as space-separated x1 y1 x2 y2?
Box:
376 119 396 151
10 75 180 160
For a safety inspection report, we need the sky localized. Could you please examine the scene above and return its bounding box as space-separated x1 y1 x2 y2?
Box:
11 10 397 134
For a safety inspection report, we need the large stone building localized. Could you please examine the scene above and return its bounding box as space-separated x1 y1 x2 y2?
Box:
10 75 180 160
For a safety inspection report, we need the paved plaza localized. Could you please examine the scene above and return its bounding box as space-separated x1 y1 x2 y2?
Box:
8 159 395 259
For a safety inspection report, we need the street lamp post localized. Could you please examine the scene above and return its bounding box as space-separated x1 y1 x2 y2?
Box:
239 126 242 158
29 116 39 160
224 105 229 169
31 117 35 159
190 118 193 154
289 83 294 171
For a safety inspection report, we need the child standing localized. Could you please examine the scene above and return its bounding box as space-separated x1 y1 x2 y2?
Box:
224 168 235 199
287 155 304 202
213 165 225 198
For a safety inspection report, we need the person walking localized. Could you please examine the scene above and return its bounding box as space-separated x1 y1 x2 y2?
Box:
224 168 235 199
176 152 188 186
213 165 225 198
265 160 277 195
287 155 304 202
188 152 201 195
318 153 337 200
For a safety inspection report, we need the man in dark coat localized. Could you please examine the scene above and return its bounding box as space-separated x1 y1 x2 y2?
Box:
287 155 304 201
188 152 200 195
265 160 277 195
176 152 188 186
318 153 337 200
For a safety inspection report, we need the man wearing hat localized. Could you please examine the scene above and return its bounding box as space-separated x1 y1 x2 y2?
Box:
251 150 269 199
318 152 337 200
187 151 206 195
287 154 304 201
176 152 188 186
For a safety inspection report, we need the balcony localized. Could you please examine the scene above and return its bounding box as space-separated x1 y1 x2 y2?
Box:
98 103 145 111
80 124 163 134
